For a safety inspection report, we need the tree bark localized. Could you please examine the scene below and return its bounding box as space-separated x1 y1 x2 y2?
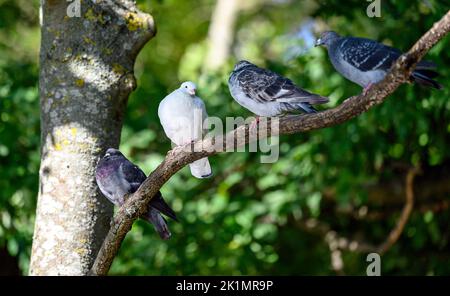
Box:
322 163 450 206
30 0 155 275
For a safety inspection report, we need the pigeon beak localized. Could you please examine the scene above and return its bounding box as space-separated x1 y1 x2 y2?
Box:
315 38 322 47
105 153 110 157
189 89 196 96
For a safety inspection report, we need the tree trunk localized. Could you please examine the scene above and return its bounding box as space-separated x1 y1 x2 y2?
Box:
204 0 240 70
29 0 155 275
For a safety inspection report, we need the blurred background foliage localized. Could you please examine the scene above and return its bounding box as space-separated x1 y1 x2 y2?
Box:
0 0 449 275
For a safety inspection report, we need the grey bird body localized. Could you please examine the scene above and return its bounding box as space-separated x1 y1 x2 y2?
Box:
228 61 329 117
316 31 442 90
95 148 177 240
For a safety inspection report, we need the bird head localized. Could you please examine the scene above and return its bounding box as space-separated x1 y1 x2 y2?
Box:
315 31 340 48
233 60 254 72
180 81 197 97
104 148 122 158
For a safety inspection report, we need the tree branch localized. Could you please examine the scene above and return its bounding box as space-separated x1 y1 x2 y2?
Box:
89 11 450 275
292 166 421 273
377 167 420 255
31 0 155 275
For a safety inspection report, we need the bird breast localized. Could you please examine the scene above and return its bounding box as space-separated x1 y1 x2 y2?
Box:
159 92 204 144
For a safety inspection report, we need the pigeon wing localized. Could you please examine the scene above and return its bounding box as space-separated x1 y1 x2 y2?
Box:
149 192 178 221
238 67 328 104
340 37 401 72
120 160 178 221
119 160 147 193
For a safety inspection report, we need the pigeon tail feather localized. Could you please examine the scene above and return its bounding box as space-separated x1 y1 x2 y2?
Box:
412 71 443 90
142 209 172 240
413 69 439 79
309 94 330 105
149 196 178 222
416 60 437 70
189 158 212 179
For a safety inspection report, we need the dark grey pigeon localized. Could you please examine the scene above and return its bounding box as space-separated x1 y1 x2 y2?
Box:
315 31 442 93
95 148 177 240
228 60 329 117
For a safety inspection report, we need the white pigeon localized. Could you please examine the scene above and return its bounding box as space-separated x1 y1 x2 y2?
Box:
158 81 212 179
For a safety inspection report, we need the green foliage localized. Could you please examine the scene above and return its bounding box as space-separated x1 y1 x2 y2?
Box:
0 0 40 273
0 0 449 275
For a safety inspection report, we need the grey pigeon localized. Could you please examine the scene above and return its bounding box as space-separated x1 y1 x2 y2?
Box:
315 31 442 93
228 60 329 117
95 148 178 240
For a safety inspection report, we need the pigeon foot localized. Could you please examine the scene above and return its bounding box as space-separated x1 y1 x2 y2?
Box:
362 83 374 96
249 116 260 131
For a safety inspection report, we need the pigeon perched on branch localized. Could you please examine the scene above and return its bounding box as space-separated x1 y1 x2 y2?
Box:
315 31 442 94
95 148 177 240
158 81 212 179
228 60 329 117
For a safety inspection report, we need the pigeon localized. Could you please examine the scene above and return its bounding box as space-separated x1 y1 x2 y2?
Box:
315 31 442 94
228 60 329 117
95 148 178 240
158 81 212 179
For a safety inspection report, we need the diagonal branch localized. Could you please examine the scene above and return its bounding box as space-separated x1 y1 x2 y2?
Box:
89 11 450 275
